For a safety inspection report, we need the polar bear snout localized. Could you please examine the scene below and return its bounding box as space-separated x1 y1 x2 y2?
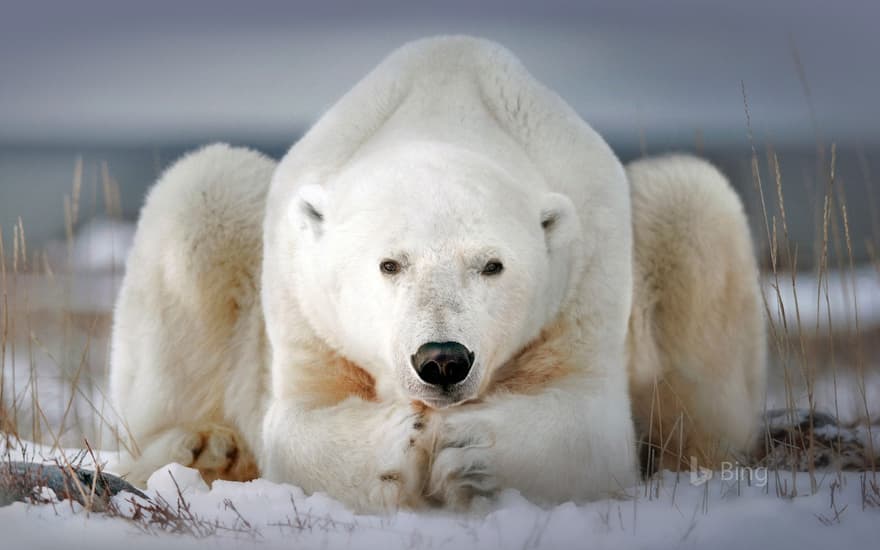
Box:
410 341 475 386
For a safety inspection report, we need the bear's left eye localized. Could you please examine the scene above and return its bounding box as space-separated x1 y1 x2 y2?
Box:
380 260 402 275
481 261 504 276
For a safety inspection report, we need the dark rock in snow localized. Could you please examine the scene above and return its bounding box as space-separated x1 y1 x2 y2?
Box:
0 461 147 510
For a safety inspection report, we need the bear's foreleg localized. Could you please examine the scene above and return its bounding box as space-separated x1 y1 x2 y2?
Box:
261 397 437 513
426 375 638 510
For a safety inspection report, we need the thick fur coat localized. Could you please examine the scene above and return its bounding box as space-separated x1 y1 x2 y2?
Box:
109 36 765 512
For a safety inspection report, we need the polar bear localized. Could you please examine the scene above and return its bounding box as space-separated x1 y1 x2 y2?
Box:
109 36 765 511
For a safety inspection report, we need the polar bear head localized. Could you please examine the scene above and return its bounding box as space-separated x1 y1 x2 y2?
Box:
286 141 582 408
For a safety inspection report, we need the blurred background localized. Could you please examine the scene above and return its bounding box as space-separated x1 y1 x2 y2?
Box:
1 0 878 447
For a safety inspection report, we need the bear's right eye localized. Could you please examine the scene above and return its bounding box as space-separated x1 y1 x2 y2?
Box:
380 260 402 275
481 261 504 276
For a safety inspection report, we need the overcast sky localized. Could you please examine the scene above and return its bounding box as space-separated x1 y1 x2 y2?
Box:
1 0 878 147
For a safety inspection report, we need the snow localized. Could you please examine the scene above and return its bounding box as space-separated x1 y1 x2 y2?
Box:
43 218 135 275
763 266 880 333
2 456 878 550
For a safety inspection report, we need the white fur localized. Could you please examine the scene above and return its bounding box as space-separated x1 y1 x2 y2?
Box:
109 36 765 512
626 154 766 470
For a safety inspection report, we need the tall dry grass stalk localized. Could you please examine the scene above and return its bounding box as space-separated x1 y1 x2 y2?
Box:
742 71 878 495
637 80 877 509
1 225 8 439
0 156 131 459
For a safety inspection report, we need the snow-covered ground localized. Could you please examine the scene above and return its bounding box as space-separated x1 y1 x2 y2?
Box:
1 454 878 550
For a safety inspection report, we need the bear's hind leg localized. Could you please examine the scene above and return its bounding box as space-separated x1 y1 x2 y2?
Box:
627 154 767 473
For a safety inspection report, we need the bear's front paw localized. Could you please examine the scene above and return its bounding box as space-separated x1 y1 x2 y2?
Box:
184 424 259 484
370 403 435 509
426 411 500 511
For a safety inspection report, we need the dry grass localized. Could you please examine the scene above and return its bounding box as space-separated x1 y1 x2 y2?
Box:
117 472 262 539
0 160 129 454
633 81 878 508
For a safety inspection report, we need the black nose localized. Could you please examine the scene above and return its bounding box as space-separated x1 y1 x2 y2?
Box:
411 342 475 386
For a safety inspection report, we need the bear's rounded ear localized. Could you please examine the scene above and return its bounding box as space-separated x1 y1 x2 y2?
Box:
539 192 578 252
292 183 327 237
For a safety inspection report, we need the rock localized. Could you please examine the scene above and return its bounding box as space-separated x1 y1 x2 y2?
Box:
0 461 147 510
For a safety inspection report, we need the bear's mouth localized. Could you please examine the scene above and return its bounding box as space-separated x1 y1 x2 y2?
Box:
416 398 473 409
417 395 469 409
409 378 480 409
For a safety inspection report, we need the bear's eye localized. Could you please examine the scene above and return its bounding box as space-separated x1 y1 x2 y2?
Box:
481 261 504 276
380 260 402 275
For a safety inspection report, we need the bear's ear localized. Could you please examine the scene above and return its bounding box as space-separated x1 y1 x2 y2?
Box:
292 183 327 238
539 192 578 252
